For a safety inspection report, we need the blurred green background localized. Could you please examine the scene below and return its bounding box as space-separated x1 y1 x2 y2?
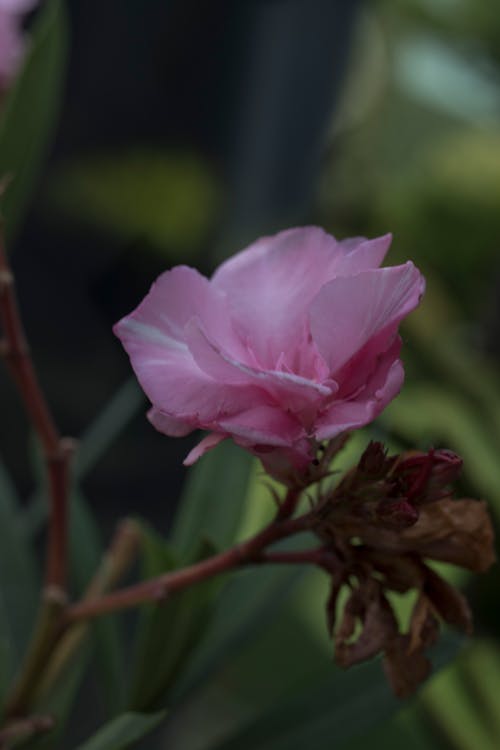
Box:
2 0 500 747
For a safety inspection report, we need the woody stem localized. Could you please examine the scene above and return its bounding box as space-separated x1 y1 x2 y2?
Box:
0 227 73 595
65 511 313 623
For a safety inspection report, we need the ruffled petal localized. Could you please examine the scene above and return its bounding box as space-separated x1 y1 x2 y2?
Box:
217 404 304 447
115 322 265 426
315 350 404 440
309 262 425 376
114 265 245 359
184 318 334 416
184 433 227 465
147 407 194 437
212 228 392 370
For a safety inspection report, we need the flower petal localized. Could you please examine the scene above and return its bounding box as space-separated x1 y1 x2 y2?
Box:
309 262 425 375
217 404 304 447
212 227 392 369
315 349 404 440
147 407 194 437
114 265 245 359
184 318 334 418
184 433 227 465
115 322 265 426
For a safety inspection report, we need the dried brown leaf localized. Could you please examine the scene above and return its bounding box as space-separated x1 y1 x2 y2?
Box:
422 564 473 634
383 635 432 698
408 593 440 654
335 586 398 668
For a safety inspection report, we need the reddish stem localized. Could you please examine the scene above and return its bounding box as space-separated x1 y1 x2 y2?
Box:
256 548 329 566
0 230 72 594
66 514 312 622
275 487 301 520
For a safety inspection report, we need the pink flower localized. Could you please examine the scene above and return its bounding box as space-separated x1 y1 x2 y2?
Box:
114 227 425 479
0 0 36 90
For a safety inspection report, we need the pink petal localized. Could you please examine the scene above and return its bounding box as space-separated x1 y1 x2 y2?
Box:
184 318 334 417
217 404 304 447
335 234 392 275
309 262 425 376
147 407 194 437
0 10 24 83
115 320 267 425
184 433 227 465
211 227 392 370
315 349 405 440
114 266 244 359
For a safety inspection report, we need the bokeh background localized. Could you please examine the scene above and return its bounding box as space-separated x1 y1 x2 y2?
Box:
1 0 500 747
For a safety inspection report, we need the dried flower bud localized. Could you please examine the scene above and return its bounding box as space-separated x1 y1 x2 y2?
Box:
392 449 463 505
375 498 419 529
312 440 495 698
358 441 395 479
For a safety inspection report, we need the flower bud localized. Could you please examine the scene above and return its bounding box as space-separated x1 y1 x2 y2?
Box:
393 449 463 504
376 498 419 529
357 441 394 479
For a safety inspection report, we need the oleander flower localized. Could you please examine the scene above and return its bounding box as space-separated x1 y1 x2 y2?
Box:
114 227 425 480
0 0 36 90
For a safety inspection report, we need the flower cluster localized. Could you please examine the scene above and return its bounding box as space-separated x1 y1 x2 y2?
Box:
115 226 495 697
115 227 425 482
310 442 495 696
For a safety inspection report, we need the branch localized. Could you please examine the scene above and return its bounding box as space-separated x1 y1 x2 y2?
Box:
5 519 142 718
66 514 312 623
0 715 54 748
0 227 73 594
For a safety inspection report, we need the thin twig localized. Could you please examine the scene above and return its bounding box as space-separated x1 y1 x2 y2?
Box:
33 519 143 704
0 714 54 748
66 513 313 623
4 519 142 718
0 227 73 593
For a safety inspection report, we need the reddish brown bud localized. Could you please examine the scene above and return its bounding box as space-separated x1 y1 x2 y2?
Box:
358 441 394 478
376 499 419 529
392 449 463 505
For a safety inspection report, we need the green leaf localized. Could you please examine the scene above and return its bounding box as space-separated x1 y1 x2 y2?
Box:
210 634 461 750
24 640 92 750
170 441 253 563
74 710 167 750
172 565 302 701
21 379 145 539
129 532 220 711
0 0 68 243
69 490 126 714
74 379 145 480
0 460 38 679
342 707 442 750
422 649 498 750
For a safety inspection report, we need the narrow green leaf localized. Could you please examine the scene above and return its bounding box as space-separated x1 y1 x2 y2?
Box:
74 710 167 750
24 640 92 750
129 533 220 711
342 707 442 750
74 379 145 480
210 634 461 750
422 648 498 750
0 460 38 678
0 0 68 242
21 380 145 539
172 565 302 701
70 490 125 713
170 441 253 562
